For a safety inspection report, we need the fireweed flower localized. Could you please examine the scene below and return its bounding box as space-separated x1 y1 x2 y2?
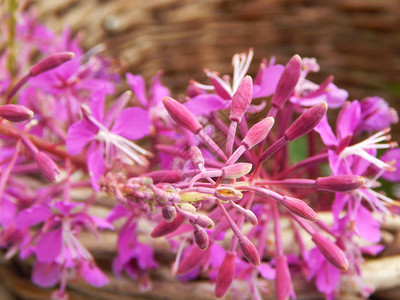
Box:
66 90 152 190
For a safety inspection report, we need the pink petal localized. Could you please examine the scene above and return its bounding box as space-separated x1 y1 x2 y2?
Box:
381 148 400 182
355 205 381 243
257 262 276 280
66 121 96 155
16 205 52 228
80 261 109 287
87 144 105 191
315 261 341 294
36 228 62 263
149 72 170 106
103 92 130 128
32 262 61 287
315 115 338 147
253 65 284 98
90 216 114 230
126 73 148 106
184 94 226 116
337 100 361 140
111 107 150 140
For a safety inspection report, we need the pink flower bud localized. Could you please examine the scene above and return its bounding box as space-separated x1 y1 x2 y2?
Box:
230 76 253 122
284 102 328 141
193 225 209 250
215 187 243 201
215 251 236 298
163 97 203 134
243 209 258 226
221 163 252 179
312 232 349 271
275 255 293 300
151 214 185 238
29 52 75 76
316 175 365 193
195 214 215 229
239 236 260 266
190 146 204 166
162 205 177 223
177 245 210 275
0 104 33 122
34 152 61 183
271 54 302 109
280 196 318 221
242 117 275 150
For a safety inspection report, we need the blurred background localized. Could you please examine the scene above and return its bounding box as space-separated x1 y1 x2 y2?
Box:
36 0 400 111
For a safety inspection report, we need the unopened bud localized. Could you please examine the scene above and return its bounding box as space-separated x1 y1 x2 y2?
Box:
29 52 75 77
162 206 177 223
177 245 209 275
193 225 209 250
275 255 293 300
312 232 349 271
215 251 236 298
221 163 252 179
284 102 327 141
196 214 215 229
230 201 258 225
242 117 275 150
190 146 204 166
0 104 33 122
280 196 318 221
271 54 302 109
230 76 253 122
34 152 61 183
151 214 185 238
163 97 203 134
239 236 260 266
215 187 243 201
316 175 365 193
180 203 197 214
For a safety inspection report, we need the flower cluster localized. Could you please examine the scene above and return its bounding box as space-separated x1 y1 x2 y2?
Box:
1 6 399 300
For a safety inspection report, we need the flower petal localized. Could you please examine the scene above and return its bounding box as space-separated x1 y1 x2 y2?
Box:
253 65 284 98
35 228 62 263
66 121 96 155
80 261 109 287
184 94 226 116
126 73 148 106
32 262 61 288
111 107 150 140
87 144 105 191
16 205 52 228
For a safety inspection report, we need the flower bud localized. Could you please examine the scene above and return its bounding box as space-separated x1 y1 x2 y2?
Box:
180 203 197 214
215 187 243 201
242 117 275 150
215 251 236 298
163 97 203 134
230 75 253 122
271 54 302 109
239 236 260 266
316 175 365 193
280 196 318 221
0 104 33 122
275 255 293 300
230 201 258 225
221 163 252 179
284 102 327 141
34 152 61 183
193 225 209 250
190 146 204 166
195 214 215 229
29 52 75 77
162 205 177 223
177 245 209 275
312 232 349 271
151 214 185 238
